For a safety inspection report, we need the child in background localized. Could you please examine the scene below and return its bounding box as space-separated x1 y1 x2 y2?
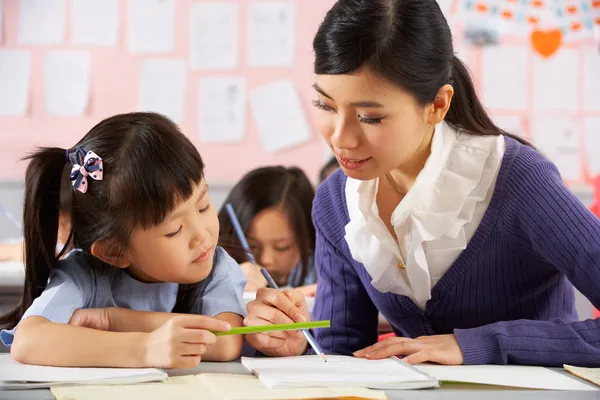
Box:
0 112 246 368
218 166 317 297
318 156 339 184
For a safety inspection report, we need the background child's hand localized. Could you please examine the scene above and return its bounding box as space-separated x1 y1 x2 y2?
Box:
143 315 231 369
240 262 268 291
69 308 110 331
296 284 317 297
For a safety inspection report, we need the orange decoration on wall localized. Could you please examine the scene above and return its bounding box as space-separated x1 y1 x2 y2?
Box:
566 5 578 14
532 0 544 8
571 22 582 31
528 16 540 25
592 0 600 8
531 29 562 58
476 3 488 12
596 17 600 25
502 10 514 19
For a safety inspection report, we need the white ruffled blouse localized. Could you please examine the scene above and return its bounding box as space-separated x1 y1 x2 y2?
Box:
344 122 506 310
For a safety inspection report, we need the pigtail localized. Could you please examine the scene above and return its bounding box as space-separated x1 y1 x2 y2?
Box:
0 148 67 330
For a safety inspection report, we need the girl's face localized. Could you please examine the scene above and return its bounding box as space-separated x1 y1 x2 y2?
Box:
123 180 220 284
312 68 437 181
246 207 300 286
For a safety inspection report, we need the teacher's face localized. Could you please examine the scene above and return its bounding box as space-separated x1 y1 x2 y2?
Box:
312 67 431 181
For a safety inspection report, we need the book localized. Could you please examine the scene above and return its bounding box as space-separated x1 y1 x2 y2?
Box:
241 355 439 390
564 364 600 388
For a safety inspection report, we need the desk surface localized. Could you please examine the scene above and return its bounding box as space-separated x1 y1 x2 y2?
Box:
1 361 598 400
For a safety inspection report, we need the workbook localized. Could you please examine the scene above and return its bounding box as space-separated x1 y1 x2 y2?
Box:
241 355 440 390
0 355 167 389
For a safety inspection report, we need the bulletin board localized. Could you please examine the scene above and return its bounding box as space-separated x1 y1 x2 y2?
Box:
0 0 599 186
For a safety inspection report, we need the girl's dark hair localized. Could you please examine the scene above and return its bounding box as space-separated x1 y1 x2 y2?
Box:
218 166 316 286
313 0 527 144
0 112 214 330
319 156 340 184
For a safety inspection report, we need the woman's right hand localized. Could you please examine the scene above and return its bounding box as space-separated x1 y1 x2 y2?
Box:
240 262 268 291
244 288 310 357
143 315 231 369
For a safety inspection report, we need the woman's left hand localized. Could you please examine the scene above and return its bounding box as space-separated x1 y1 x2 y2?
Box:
353 334 464 365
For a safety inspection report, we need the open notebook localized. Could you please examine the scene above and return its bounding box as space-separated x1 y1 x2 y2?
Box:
241 355 439 390
0 355 167 389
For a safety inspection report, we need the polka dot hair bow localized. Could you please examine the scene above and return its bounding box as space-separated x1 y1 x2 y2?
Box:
69 149 103 194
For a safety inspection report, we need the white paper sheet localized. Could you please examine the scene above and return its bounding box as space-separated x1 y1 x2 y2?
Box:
533 48 579 112
127 0 175 53
584 117 600 176
198 77 246 143
532 116 581 181
583 48 600 112
72 0 119 46
190 2 238 69
492 115 525 137
247 2 295 67
18 0 66 44
481 46 528 110
250 80 311 153
0 50 30 116
138 59 187 124
44 51 91 116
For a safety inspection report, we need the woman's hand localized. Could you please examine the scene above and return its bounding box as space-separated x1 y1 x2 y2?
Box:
296 284 317 297
354 334 464 365
244 288 310 357
240 262 268 291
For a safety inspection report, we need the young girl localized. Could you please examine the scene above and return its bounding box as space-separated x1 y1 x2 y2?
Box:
218 166 317 296
244 0 600 367
0 112 246 368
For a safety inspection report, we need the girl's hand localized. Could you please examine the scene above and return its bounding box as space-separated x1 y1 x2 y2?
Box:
296 284 317 297
353 334 464 365
240 262 268 291
244 288 310 357
69 308 111 331
143 315 231 369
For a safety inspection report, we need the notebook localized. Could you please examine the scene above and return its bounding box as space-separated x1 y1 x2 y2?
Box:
564 365 600 388
0 355 167 389
241 355 439 390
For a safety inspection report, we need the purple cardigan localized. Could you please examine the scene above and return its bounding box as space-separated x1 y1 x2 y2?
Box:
312 137 600 366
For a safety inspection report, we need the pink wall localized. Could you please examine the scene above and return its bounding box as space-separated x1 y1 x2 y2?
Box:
0 0 336 183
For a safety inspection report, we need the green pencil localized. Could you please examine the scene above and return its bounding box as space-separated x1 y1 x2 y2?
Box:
213 320 330 336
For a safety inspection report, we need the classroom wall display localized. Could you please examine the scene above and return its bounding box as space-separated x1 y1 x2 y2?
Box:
0 0 599 186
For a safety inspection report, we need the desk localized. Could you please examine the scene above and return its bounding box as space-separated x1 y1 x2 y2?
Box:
1 361 597 400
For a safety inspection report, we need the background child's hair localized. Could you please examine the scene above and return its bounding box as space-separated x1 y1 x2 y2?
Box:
319 157 339 184
218 166 316 284
0 112 214 330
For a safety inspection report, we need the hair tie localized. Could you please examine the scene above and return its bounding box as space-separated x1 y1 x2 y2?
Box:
68 149 104 194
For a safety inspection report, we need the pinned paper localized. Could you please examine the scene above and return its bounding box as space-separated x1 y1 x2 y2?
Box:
18 0 66 45
138 59 187 124
532 116 581 181
584 117 600 175
44 51 91 116
72 0 119 46
128 0 175 53
481 46 528 110
584 47 600 111
248 2 296 67
250 80 311 153
532 48 579 112
198 77 246 143
190 3 238 69
0 50 31 116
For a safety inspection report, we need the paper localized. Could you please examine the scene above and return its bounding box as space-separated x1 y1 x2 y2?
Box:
531 116 581 181
18 0 66 44
249 80 311 153
138 59 187 124
492 115 525 137
481 46 528 110
584 117 600 176
583 48 600 112
44 51 91 116
127 0 175 53
51 376 222 400
0 354 166 389
198 373 387 400
533 48 579 112
417 364 596 391
72 0 119 46
565 364 600 388
190 3 238 69
241 355 437 389
198 77 246 143
248 2 296 67
0 50 31 116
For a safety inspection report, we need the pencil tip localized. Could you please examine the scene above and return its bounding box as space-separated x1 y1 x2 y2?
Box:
320 354 327 363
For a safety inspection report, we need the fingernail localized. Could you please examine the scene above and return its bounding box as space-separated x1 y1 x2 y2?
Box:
295 314 307 322
223 323 231 330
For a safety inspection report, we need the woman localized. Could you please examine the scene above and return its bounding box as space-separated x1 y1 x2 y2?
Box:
218 166 318 296
243 0 600 367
